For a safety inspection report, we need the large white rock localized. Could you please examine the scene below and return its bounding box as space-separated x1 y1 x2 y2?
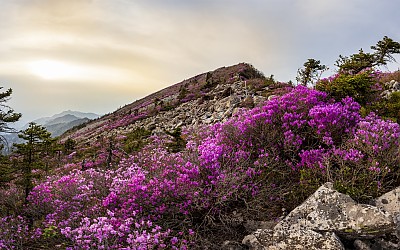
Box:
274 183 395 239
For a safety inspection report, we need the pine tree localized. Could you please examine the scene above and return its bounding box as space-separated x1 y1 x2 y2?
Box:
371 36 400 65
296 59 327 86
0 87 22 146
13 123 53 201
335 49 376 74
0 87 21 186
335 36 400 74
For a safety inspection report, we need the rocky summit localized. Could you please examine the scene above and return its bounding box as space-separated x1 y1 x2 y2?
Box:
61 63 283 145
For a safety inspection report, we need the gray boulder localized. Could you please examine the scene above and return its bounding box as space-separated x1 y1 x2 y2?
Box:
393 81 400 90
374 186 400 243
374 186 400 223
242 229 344 250
274 183 395 239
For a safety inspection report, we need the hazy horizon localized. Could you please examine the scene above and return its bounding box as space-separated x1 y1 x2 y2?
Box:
1 0 399 125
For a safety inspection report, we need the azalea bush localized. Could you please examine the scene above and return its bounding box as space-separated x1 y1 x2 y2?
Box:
329 112 400 198
0 184 24 216
190 85 399 208
0 215 41 250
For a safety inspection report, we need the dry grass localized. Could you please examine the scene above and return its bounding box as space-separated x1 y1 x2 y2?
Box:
380 70 400 83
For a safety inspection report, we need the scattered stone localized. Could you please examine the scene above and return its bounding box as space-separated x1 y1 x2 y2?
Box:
392 81 400 90
242 234 265 250
226 95 241 108
221 241 248 250
382 80 400 99
353 239 371 250
244 220 277 233
371 238 400 250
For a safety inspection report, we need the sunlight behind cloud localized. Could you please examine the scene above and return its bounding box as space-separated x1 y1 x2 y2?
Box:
26 59 131 83
27 60 84 80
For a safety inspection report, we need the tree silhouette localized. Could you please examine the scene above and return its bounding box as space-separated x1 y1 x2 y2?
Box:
296 58 327 86
371 36 400 65
0 87 21 146
336 36 400 74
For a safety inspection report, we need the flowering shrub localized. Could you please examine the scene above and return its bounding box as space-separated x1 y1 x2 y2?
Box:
190 85 399 206
211 86 360 169
0 184 24 216
25 147 196 249
0 215 33 250
328 112 400 198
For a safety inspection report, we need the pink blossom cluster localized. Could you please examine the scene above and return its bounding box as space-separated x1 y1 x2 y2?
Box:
0 215 35 249
106 112 148 130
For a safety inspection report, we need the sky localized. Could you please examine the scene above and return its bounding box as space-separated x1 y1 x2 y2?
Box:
0 0 399 125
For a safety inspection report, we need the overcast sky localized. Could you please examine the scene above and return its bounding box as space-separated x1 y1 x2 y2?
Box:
0 0 399 125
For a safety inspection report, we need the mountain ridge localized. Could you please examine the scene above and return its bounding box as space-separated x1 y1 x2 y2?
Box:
32 110 100 126
61 63 282 145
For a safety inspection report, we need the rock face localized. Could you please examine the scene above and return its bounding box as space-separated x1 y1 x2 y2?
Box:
374 186 400 222
381 80 400 99
124 90 263 135
274 183 394 239
374 186 400 240
242 183 400 250
243 229 344 250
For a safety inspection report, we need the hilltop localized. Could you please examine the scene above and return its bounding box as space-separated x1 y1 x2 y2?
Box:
61 63 282 145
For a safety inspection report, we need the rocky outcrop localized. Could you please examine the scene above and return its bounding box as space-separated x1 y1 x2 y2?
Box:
381 80 400 99
274 183 394 239
242 183 400 250
243 229 344 250
374 186 400 241
122 86 260 135
374 186 400 222
62 63 281 144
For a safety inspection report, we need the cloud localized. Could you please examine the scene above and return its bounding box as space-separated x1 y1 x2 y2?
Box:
0 0 400 124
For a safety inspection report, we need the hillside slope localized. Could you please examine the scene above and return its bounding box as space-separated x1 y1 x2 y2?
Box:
61 63 283 145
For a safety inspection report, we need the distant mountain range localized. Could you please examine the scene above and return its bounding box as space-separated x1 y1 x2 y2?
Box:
1 110 100 153
31 110 100 128
31 110 100 137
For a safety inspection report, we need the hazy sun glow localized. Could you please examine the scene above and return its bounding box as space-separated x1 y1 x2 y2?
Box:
27 60 85 80
26 59 130 83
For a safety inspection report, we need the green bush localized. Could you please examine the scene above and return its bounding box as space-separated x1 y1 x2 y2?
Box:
122 128 152 154
316 71 379 106
374 91 400 122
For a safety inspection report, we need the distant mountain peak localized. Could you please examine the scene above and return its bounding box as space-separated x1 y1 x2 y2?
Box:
50 110 100 120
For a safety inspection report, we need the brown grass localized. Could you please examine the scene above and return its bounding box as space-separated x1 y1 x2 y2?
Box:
380 70 400 83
